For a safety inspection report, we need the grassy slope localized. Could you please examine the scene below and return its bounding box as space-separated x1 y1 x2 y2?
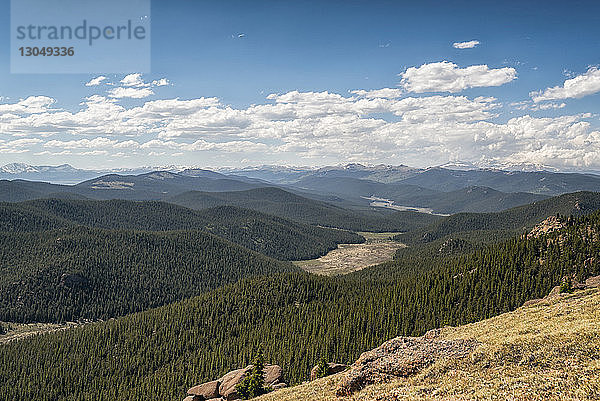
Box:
258 287 600 401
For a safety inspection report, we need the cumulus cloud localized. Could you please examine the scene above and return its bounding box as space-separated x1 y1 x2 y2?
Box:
152 78 170 87
0 96 55 114
351 88 403 99
108 87 154 99
85 76 108 86
2 76 599 170
120 73 147 87
399 61 517 93
453 40 480 49
530 66 600 102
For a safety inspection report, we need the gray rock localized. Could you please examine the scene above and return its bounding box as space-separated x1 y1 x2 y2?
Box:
188 380 220 399
336 329 478 396
219 366 251 400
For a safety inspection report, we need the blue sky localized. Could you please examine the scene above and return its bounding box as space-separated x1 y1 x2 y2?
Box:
1 0 600 170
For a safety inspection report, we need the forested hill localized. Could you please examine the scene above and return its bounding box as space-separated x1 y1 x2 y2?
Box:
2 211 599 400
0 199 364 260
169 187 441 232
404 191 600 245
0 227 297 322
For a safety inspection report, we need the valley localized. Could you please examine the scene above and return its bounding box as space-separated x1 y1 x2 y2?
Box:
293 232 405 275
1 164 600 401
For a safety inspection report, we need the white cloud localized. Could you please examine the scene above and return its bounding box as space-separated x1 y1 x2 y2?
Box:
120 73 147 88
108 87 154 99
530 66 600 102
453 40 480 49
0 96 55 114
152 78 170 87
2 79 600 170
351 88 403 99
85 76 107 87
399 61 517 93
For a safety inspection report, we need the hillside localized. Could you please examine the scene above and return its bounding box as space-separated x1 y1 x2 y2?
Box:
0 227 296 322
397 167 600 195
169 187 441 232
0 171 264 202
0 199 363 261
1 211 599 400
257 284 600 401
292 176 547 214
404 191 600 245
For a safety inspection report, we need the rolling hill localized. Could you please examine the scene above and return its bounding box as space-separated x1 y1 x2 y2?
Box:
0 171 266 202
0 199 363 261
291 176 547 214
0 227 298 323
168 187 441 232
406 191 600 245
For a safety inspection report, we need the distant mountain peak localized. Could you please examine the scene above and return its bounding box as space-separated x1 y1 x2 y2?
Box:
0 163 39 174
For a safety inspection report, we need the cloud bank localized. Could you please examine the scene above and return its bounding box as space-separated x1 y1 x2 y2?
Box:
0 66 598 170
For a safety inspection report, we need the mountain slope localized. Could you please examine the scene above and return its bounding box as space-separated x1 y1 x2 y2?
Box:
398 167 600 195
256 285 600 401
407 191 600 244
0 227 297 322
292 176 547 214
169 187 441 232
0 199 363 260
2 211 599 400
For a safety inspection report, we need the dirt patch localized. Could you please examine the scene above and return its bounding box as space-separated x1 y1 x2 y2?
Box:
294 232 405 276
0 321 82 344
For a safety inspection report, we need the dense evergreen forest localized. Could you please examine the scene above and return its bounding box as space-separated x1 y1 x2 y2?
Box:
0 227 297 322
0 199 363 261
169 187 441 232
2 211 599 401
401 191 600 245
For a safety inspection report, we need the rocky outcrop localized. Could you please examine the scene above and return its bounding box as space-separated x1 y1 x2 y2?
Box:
185 364 286 401
309 362 348 381
187 380 220 399
527 216 566 239
335 329 478 396
523 274 600 307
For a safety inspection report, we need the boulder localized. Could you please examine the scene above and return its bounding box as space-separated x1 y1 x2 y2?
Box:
183 396 204 401
270 382 287 390
263 364 283 385
219 366 251 400
336 329 478 396
310 362 348 381
187 380 220 399
586 275 600 288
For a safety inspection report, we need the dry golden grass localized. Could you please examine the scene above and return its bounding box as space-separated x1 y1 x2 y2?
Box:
293 232 405 276
257 288 600 400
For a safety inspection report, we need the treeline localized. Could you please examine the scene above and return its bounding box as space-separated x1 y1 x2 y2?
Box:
0 199 364 261
1 212 599 401
0 227 296 322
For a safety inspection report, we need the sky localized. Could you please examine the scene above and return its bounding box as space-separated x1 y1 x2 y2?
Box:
1 0 600 170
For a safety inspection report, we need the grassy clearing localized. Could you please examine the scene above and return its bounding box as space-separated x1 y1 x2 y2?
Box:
0 321 81 344
293 232 405 276
256 288 600 401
